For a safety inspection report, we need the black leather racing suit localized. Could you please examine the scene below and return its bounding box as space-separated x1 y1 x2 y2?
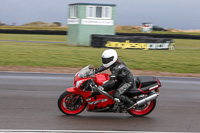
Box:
95 59 134 103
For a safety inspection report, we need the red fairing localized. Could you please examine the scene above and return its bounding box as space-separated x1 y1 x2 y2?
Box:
73 73 110 88
95 73 110 86
73 73 92 88
67 87 80 94
85 91 115 111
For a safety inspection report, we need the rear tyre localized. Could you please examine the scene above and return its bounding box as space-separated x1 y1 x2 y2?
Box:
128 98 156 117
58 91 86 115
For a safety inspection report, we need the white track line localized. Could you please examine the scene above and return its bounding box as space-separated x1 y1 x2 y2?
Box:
0 130 194 133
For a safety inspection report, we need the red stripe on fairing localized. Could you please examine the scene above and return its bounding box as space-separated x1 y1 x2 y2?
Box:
156 78 162 87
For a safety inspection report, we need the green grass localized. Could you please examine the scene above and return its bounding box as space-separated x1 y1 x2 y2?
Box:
0 33 200 73
153 31 200 35
152 31 200 35
174 39 200 48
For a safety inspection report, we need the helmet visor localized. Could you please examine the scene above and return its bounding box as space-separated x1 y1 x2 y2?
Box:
102 56 114 64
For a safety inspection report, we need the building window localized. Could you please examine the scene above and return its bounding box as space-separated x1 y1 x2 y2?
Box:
70 6 77 18
88 6 94 18
96 7 102 18
87 6 112 19
104 7 111 18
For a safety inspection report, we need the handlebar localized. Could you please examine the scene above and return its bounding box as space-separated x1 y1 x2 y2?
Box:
89 79 98 92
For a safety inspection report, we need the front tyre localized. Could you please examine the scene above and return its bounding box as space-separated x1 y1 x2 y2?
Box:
58 91 86 115
128 99 156 117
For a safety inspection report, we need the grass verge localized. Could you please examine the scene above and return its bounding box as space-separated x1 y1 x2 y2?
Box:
0 33 66 42
0 33 200 73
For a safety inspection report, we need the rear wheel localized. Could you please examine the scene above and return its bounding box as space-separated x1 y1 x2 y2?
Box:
127 94 156 117
58 91 86 115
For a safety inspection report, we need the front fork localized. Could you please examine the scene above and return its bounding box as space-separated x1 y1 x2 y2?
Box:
66 87 83 105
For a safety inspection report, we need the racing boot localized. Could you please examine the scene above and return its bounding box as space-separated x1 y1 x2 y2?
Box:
120 95 134 109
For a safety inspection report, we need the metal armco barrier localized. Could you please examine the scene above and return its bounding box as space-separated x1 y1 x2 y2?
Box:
91 35 175 50
0 29 67 35
116 33 200 40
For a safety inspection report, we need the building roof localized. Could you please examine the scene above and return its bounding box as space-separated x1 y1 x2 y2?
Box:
69 3 116 7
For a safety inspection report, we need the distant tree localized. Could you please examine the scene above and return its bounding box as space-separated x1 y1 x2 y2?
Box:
0 22 6 26
53 22 62 26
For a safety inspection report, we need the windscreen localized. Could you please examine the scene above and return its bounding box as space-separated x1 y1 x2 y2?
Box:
77 65 95 78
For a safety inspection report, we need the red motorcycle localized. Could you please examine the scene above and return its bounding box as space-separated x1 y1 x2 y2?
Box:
58 65 161 117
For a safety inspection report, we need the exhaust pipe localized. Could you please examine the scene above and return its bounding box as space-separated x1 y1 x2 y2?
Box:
135 93 159 107
129 93 159 109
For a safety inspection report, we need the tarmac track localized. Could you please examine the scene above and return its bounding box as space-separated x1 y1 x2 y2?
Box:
0 72 200 132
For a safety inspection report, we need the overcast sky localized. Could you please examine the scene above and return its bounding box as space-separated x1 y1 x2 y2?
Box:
0 0 200 29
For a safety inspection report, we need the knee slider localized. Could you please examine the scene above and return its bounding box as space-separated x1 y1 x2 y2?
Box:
113 90 120 98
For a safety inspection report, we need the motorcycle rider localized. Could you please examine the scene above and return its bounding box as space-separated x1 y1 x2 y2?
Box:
95 49 134 109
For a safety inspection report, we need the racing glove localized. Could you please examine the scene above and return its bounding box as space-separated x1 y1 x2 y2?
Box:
96 86 104 92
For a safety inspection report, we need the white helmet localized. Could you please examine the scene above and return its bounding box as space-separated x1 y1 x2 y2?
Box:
102 49 118 68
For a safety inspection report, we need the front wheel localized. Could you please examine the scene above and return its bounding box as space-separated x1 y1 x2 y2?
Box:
57 91 86 115
128 98 156 117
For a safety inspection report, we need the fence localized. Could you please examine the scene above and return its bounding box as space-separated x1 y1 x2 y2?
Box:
1 29 200 39
0 29 66 35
